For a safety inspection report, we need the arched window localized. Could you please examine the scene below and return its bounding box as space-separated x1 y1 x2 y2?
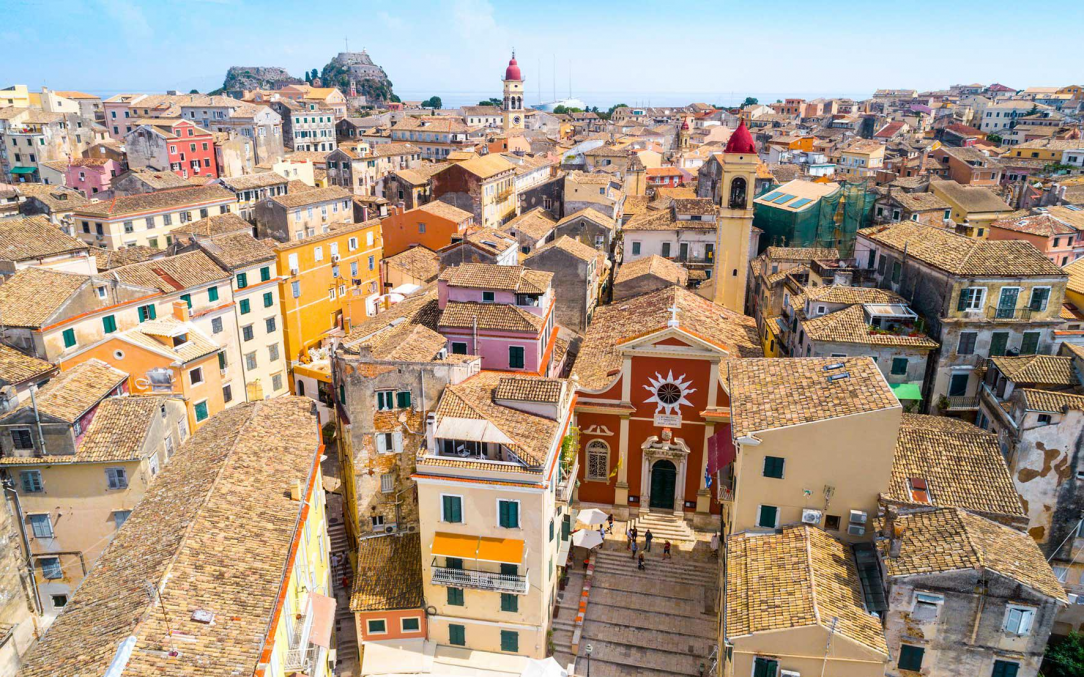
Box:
586 440 610 481
729 177 748 210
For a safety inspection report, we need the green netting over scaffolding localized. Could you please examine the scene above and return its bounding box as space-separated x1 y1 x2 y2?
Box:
752 178 876 257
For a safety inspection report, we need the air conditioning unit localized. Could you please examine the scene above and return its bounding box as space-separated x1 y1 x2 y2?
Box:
290 267 300 276
332 254 341 262
849 509 868 524
781 671 801 677
384 524 396 534
847 524 866 536
801 509 822 525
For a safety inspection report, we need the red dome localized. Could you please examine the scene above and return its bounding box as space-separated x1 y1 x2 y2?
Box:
680 117 690 130
724 119 756 154
505 56 522 81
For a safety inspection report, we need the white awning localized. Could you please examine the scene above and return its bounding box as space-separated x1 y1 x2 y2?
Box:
434 416 514 445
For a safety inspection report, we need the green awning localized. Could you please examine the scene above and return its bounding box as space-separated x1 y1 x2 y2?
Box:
10 167 36 175
890 383 922 400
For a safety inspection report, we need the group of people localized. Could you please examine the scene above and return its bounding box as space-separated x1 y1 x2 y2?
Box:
626 523 671 570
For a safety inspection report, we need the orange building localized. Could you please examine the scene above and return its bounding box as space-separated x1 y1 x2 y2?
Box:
60 302 226 431
380 201 475 258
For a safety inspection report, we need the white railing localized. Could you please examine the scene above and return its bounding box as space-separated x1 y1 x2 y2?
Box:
284 646 316 671
431 566 528 594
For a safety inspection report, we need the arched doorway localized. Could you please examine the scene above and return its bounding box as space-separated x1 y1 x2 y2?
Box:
649 460 677 510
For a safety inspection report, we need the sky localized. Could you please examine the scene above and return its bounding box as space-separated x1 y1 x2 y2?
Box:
4 0 1084 108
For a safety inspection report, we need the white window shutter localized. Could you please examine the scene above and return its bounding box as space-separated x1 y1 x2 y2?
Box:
375 434 387 454
392 431 403 453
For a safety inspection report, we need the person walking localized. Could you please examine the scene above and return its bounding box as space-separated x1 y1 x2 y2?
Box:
626 527 633 550
710 532 720 556
663 540 672 559
631 539 639 559
607 514 614 534
644 529 653 552
637 551 646 571
630 525 638 545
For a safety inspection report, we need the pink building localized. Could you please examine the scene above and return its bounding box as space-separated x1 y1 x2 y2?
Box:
65 158 121 197
986 212 1080 267
436 263 563 375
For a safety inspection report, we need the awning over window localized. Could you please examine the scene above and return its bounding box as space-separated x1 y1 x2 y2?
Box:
432 532 525 564
890 382 923 401
10 167 36 175
307 592 336 649
434 416 514 445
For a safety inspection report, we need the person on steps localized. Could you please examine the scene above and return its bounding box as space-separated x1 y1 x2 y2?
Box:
644 529 653 552
663 540 672 559
637 551 646 570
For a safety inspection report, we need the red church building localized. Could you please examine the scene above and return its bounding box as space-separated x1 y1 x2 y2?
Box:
571 286 761 529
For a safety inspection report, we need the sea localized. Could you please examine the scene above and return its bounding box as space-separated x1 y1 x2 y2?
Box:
394 89 873 110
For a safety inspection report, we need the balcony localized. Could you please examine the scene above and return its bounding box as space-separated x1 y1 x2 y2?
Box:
284 646 316 672
943 396 979 411
557 455 578 505
717 475 735 502
985 305 1033 321
431 565 529 594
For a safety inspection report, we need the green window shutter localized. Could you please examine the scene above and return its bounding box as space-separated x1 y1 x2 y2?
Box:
218 352 226 370
1020 332 1040 355
396 391 411 408
508 346 525 369
62 328 76 348
501 593 518 612
763 457 784 479
260 266 271 282
239 299 251 314
992 661 1019 677
449 624 465 646
102 315 117 334
237 272 247 288
208 286 219 302
447 587 464 606
263 291 273 307
443 496 462 523
957 289 969 312
194 401 209 422
753 658 779 677
500 630 518 652
549 519 554 541
446 557 463 570
891 357 908 375
758 505 777 528
180 294 192 309
499 501 518 528
402 617 420 631
990 332 1009 357
897 645 924 671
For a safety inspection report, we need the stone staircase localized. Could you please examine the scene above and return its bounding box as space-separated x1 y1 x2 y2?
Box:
572 546 719 676
632 510 698 543
328 510 358 674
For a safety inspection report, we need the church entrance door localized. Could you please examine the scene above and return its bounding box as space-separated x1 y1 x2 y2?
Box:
649 460 677 510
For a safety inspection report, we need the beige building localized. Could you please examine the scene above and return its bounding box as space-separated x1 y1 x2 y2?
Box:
725 357 901 541
255 185 354 242
72 185 238 250
0 364 187 621
417 371 576 660
929 179 1014 239
724 525 889 676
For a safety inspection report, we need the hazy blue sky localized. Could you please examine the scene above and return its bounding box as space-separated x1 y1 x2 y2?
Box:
5 0 1083 107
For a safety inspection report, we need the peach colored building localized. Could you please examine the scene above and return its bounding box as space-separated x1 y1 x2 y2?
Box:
380 201 474 258
986 213 1080 267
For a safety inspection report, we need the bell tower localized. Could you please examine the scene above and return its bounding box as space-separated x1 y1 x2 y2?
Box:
502 52 525 132
678 117 691 150
711 120 758 313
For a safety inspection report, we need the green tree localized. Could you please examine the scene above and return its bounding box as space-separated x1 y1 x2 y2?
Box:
741 96 759 108
553 105 568 115
310 68 319 83
1044 632 1084 677
477 98 502 107
189 89 199 94
986 133 1002 144
1027 104 1040 116
422 96 443 109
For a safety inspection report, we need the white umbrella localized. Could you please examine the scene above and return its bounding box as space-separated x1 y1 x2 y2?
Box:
572 529 604 550
578 508 609 526
520 657 568 677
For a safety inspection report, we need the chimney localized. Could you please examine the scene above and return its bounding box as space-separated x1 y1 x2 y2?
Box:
885 507 905 558
172 300 190 322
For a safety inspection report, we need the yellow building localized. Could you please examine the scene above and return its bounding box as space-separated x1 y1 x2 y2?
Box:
14 397 335 677
274 218 383 364
1002 138 1080 163
0 84 30 108
0 362 187 621
724 358 901 542
837 139 886 178
710 123 758 313
929 179 1014 238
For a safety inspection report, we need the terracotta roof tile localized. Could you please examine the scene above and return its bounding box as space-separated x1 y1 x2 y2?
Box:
9 359 126 424
0 216 88 262
76 185 234 217
0 267 94 328
438 263 551 293
614 255 688 287
990 355 1077 385
351 533 424 611
0 344 56 387
439 301 544 333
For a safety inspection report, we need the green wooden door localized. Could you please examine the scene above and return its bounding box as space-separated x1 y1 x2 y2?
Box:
649 460 677 509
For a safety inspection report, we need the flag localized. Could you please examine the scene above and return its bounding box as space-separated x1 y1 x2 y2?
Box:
609 455 622 479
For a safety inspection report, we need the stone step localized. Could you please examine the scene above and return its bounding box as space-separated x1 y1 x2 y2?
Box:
552 617 577 631
576 638 708 676
590 570 716 597
583 605 717 639
551 652 577 674
581 619 715 658
588 588 714 620
595 550 716 574
572 655 692 677
551 628 574 649
593 556 717 583
591 565 716 590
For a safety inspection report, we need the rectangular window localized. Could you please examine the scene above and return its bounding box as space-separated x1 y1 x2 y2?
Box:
376 390 395 410
263 291 274 308
367 619 387 634
1029 287 1050 312
500 630 519 653
245 352 257 370
442 495 463 523
208 286 219 302
11 429 33 450
891 357 908 375
498 500 520 528
500 592 518 612
447 587 464 606
20 470 43 493
452 342 467 355
897 645 924 671
137 304 156 322
211 317 223 334
102 314 117 334
236 272 248 289
265 317 277 334
632 241 641 255
106 467 128 489
762 456 785 479
396 391 412 408
291 281 301 299
194 400 209 422
239 299 251 315
401 617 421 632
752 657 778 677
891 260 902 284
39 556 62 579
1020 331 1040 355
30 514 53 539
448 623 466 645
957 332 977 355
482 291 495 303
508 346 525 369
757 505 778 529
1004 606 1035 635
990 332 1009 357
62 328 76 348
381 472 394 494
992 660 1020 677
242 325 254 341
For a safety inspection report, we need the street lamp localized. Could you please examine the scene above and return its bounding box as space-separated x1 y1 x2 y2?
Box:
584 644 593 677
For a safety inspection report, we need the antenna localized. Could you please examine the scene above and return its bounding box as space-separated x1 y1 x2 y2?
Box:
345 36 349 52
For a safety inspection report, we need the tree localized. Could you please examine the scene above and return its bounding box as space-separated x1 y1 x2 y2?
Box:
310 68 319 83
189 89 200 94
1026 104 1040 116
741 96 759 108
986 133 1002 144
422 96 443 110
1044 632 1084 677
477 97 502 107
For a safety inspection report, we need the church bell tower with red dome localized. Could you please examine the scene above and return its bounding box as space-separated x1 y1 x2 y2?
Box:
711 119 758 312
502 52 525 132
